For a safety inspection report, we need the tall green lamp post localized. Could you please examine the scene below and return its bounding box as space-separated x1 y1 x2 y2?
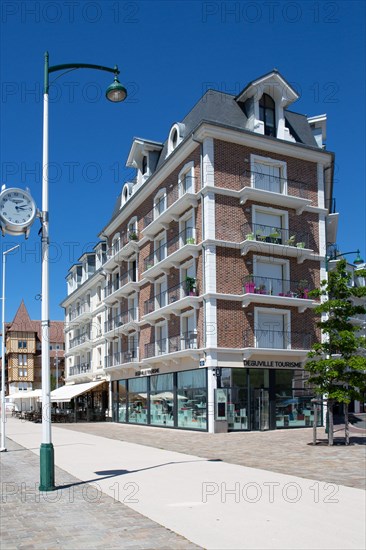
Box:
40 52 127 492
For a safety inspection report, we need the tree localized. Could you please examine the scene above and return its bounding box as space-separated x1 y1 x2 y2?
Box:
305 259 366 445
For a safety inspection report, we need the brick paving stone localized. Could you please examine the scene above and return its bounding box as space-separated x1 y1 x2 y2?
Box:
0 439 200 550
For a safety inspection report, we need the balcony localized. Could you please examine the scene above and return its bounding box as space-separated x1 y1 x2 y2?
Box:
69 331 91 351
144 332 199 364
239 169 313 213
143 228 200 278
104 349 139 369
143 281 200 322
103 232 139 272
69 362 92 376
241 223 313 263
142 177 198 239
104 307 139 338
242 329 313 360
104 268 139 304
69 301 91 322
242 275 317 312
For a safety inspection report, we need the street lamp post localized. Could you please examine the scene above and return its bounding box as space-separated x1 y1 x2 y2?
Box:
39 52 126 491
327 249 364 267
1 244 20 452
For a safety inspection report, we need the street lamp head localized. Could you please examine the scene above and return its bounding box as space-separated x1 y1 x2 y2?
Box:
105 75 127 103
353 250 364 265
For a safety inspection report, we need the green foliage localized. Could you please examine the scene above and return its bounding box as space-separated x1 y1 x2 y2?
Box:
305 260 366 404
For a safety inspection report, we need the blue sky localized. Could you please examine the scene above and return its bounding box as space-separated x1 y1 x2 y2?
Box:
0 0 365 322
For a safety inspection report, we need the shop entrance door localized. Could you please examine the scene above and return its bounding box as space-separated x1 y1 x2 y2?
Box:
252 388 270 430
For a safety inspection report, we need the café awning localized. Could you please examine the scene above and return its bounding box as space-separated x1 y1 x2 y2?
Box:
9 390 42 399
50 380 106 403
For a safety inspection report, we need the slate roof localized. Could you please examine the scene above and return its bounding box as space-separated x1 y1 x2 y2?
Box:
102 76 320 230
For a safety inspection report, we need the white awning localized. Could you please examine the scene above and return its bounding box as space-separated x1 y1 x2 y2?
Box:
50 380 106 403
9 390 42 400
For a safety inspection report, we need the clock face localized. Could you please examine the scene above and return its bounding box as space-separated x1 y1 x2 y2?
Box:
0 188 37 232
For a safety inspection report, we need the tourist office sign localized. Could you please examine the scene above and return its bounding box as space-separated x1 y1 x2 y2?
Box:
243 360 302 369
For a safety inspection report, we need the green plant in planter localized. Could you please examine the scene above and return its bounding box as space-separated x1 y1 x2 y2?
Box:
185 276 196 295
246 232 255 241
129 232 138 241
296 241 305 248
186 236 196 245
286 235 296 246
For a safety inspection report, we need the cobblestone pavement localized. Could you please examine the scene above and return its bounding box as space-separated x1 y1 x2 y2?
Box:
59 421 366 490
0 438 200 550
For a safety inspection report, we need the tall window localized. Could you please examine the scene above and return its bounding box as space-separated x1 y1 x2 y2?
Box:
259 94 276 137
18 340 27 349
18 354 28 366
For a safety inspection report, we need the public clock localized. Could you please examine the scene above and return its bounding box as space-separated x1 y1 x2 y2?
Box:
0 187 37 237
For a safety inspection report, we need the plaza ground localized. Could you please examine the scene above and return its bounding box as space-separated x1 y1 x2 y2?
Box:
1 415 365 550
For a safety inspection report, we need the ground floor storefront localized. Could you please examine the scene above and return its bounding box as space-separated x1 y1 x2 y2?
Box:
111 367 322 432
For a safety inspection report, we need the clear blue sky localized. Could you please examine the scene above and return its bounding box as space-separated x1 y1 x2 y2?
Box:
0 0 365 322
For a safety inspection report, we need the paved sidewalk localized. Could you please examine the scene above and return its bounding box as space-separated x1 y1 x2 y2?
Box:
2 416 365 550
1 438 199 550
59 418 366 489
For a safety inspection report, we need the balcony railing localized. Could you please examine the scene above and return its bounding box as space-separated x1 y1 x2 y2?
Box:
242 275 314 299
104 268 137 298
105 231 139 263
143 176 195 229
69 332 91 349
144 227 196 271
104 307 138 332
241 168 310 199
105 348 138 368
69 301 90 321
69 362 92 376
144 281 197 315
144 332 198 358
241 223 310 249
243 329 313 350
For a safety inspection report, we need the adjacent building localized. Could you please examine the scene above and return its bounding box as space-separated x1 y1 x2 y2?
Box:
62 70 338 432
5 300 64 394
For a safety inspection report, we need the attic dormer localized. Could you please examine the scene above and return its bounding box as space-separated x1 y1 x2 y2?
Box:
236 70 299 141
126 138 163 187
307 114 327 148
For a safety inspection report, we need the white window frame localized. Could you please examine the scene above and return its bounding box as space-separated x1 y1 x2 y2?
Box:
254 307 291 349
252 205 288 234
180 310 197 350
253 256 290 282
178 161 195 196
153 188 167 219
179 208 196 246
154 230 167 263
250 154 287 194
127 216 138 237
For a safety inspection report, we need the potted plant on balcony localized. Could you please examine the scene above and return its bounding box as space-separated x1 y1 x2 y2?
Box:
185 276 197 296
296 241 305 248
297 279 309 299
286 235 296 247
243 276 255 294
129 231 138 241
245 232 255 241
269 228 281 244
186 235 196 245
258 284 267 294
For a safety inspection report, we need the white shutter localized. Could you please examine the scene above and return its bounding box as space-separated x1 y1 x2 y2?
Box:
254 163 281 193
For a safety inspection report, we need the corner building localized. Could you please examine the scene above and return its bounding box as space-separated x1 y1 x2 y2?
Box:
62 71 337 432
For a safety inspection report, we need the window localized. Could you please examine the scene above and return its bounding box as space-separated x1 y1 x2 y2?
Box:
178 162 195 196
142 155 148 175
156 323 168 355
259 93 276 137
251 156 286 194
154 189 166 218
154 232 166 263
255 310 290 349
181 313 197 349
18 354 27 366
18 340 27 349
18 368 28 378
180 212 195 245
155 277 167 309
253 207 287 243
127 217 138 240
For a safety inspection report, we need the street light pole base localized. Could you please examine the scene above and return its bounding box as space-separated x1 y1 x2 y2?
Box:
0 447 7 452
39 443 55 491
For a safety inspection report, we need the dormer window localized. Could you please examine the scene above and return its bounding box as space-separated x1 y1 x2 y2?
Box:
259 94 276 137
167 123 185 156
142 155 148 175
